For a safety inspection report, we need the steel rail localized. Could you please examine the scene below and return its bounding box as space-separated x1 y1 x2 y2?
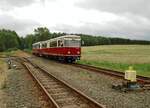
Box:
71 63 150 84
10 56 150 84
22 59 106 108
23 63 60 108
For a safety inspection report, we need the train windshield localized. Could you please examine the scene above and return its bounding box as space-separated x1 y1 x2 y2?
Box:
64 38 81 47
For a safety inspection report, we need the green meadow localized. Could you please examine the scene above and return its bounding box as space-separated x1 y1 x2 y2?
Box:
78 45 150 77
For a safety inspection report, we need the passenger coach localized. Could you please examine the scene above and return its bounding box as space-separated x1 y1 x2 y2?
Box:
32 35 81 63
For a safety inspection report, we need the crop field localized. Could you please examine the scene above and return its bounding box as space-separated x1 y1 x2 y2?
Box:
78 45 150 77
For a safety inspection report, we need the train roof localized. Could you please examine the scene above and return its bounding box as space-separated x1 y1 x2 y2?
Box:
32 35 80 45
32 42 41 45
56 35 80 39
50 35 80 41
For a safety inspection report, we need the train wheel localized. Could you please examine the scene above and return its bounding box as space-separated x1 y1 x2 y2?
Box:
66 58 73 63
67 59 72 63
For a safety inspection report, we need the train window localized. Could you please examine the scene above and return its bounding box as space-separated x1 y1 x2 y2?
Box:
33 44 37 49
45 43 47 48
42 44 44 48
32 45 35 49
49 42 51 47
58 40 63 47
32 43 41 49
64 39 80 47
50 41 57 47
42 43 47 48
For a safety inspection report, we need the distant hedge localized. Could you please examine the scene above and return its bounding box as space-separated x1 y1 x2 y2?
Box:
0 27 150 51
0 29 21 51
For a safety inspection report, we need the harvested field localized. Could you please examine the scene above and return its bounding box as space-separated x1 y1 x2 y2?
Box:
80 45 150 64
78 45 150 77
30 57 150 108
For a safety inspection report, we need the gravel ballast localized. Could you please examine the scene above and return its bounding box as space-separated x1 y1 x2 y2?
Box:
2 58 49 108
31 57 150 108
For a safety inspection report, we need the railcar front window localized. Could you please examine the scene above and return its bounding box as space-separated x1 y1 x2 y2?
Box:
64 39 80 47
50 41 57 47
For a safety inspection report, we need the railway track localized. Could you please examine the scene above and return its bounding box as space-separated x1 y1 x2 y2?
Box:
20 58 105 108
9 56 150 85
16 56 150 84
71 63 150 84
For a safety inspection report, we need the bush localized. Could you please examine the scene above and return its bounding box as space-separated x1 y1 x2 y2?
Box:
6 47 18 52
23 49 32 54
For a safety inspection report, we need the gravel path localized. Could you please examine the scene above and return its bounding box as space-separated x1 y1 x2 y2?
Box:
31 57 150 108
2 58 49 108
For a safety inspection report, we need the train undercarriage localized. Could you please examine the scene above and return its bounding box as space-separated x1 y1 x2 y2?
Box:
33 53 80 63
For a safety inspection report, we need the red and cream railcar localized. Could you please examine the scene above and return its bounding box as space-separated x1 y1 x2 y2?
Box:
32 35 81 62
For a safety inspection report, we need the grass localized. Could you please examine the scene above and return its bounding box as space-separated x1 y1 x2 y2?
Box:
0 49 31 57
0 51 15 57
0 60 7 89
23 49 32 54
78 45 150 77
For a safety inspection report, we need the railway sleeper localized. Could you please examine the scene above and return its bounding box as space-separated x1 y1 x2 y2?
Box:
59 100 91 108
56 97 81 107
48 89 68 94
49 92 69 97
45 85 62 89
51 93 71 99
42 80 60 85
49 87 67 91
62 104 89 108
43 82 60 86
23 60 106 108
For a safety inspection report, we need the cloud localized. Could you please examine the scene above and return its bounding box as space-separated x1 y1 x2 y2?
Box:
74 0 150 40
0 0 37 10
0 14 40 36
76 0 150 18
0 0 149 40
53 17 150 40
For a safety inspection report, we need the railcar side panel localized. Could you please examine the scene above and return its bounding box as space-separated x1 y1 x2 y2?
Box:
33 47 81 56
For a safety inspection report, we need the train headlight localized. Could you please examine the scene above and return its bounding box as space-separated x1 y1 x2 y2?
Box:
68 51 71 54
77 51 80 54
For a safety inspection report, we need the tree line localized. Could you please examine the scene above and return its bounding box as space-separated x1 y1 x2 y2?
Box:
0 29 21 51
0 27 150 51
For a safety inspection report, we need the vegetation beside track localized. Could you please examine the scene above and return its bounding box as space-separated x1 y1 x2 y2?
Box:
1 27 150 52
78 45 150 77
0 51 15 57
0 59 7 89
0 50 31 58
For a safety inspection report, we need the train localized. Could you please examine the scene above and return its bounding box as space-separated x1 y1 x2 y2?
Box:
32 35 81 63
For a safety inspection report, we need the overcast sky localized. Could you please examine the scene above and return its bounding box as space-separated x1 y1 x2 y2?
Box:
0 0 150 40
